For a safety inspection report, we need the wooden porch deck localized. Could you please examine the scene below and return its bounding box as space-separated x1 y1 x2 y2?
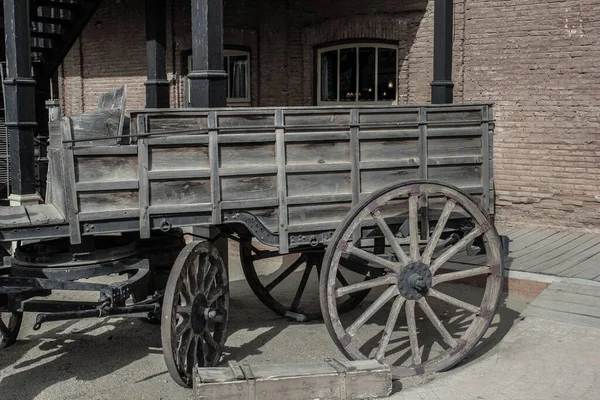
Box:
452 226 600 282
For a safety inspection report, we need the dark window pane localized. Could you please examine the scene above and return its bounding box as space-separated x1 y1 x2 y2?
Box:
229 55 248 98
339 48 357 101
358 47 376 101
377 48 397 101
320 50 338 101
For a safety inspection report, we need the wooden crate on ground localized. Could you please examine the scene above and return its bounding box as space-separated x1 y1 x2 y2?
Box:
194 359 392 400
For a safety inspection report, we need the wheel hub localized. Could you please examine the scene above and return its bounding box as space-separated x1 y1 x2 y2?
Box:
190 294 214 334
398 262 432 300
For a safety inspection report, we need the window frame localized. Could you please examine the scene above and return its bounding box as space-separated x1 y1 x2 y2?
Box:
316 42 399 106
183 48 251 107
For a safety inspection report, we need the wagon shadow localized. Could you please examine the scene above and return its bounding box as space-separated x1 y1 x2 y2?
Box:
0 318 163 400
0 278 325 400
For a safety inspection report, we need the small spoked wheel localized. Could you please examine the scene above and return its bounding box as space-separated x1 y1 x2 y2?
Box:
161 241 229 388
320 180 504 379
0 310 23 349
240 239 371 321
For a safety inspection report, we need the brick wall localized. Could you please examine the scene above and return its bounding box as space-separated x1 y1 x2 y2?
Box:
59 0 439 109
57 0 600 232
462 0 600 231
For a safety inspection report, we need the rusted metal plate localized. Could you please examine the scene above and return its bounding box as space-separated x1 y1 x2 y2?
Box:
194 359 392 400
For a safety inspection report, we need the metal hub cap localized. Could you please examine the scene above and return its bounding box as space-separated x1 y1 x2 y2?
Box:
398 262 432 300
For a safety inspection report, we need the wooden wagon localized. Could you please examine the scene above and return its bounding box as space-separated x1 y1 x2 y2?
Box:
0 87 505 388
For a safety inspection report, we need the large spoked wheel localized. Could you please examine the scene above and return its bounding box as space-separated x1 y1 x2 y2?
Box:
320 180 504 379
161 241 229 388
0 310 23 349
240 239 371 321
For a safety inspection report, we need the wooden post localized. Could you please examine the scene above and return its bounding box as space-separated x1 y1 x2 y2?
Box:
145 0 170 108
431 0 454 104
188 0 227 107
3 0 39 202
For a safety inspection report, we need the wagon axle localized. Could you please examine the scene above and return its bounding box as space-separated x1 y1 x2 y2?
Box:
32 301 162 331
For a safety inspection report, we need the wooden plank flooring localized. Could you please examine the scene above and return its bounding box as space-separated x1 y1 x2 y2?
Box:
463 226 600 282
521 282 600 328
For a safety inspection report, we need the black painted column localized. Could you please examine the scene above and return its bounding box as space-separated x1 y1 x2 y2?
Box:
189 0 227 108
145 0 170 108
431 0 454 104
3 0 37 197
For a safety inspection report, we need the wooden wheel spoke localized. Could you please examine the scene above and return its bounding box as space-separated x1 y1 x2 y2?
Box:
428 288 481 314
409 193 420 261
177 329 194 370
203 330 219 350
433 266 491 286
406 300 421 365
417 298 457 348
264 255 306 292
430 226 484 274
375 296 406 361
175 319 190 337
336 275 397 298
346 245 401 274
186 261 198 295
179 280 193 304
207 287 224 305
176 305 192 319
372 209 410 266
203 263 218 293
422 199 456 264
290 262 313 311
186 335 202 371
346 286 397 338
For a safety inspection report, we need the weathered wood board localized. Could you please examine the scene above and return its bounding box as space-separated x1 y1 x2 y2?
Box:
194 359 392 400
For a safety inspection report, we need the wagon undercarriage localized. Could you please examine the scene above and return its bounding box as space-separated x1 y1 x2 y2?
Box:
0 99 506 388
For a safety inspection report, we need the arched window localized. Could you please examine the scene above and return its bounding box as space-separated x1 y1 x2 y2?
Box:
317 43 398 105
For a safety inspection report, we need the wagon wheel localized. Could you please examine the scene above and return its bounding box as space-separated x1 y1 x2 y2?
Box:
0 311 22 349
161 241 229 388
320 180 503 379
240 239 371 321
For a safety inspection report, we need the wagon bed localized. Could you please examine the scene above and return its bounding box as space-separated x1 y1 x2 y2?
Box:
0 103 494 250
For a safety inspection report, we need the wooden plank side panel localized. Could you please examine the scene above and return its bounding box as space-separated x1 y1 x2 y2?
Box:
360 167 419 194
286 141 350 166
221 175 278 201
78 191 139 213
287 172 352 198
428 165 483 188
358 108 419 124
149 145 210 171
220 142 276 168
284 111 350 128
426 107 483 122
75 155 138 182
146 115 208 133
360 137 419 161
150 179 212 206
217 113 274 128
